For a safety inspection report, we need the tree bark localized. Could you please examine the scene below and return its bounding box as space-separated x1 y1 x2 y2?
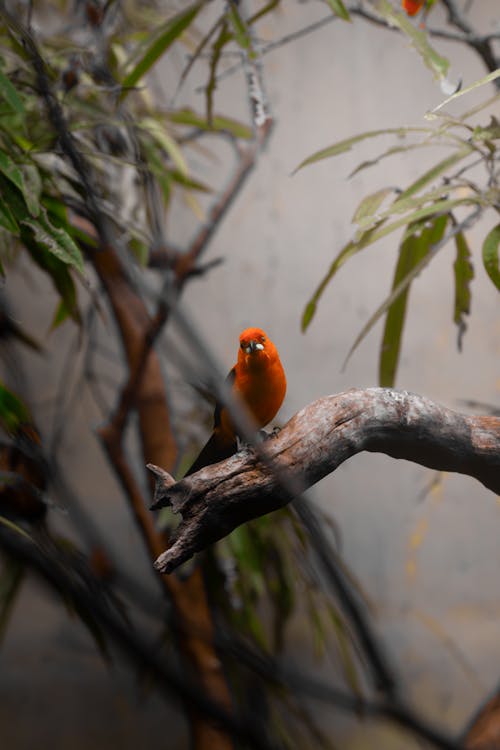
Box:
149 388 500 574
91 243 234 750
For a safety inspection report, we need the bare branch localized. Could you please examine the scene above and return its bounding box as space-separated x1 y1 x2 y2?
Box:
439 0 500 76
149 388 500 574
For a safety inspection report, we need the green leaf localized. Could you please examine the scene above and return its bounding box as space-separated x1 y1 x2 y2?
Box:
394 145 473 204
139 117 189 176
353 195 474 245
24 237 81 324
302 196 475 331
206 21 230 124
0 67 24 114
376 0 449 82
248 0 280 25
0 383 31 435
453 230 474 351
430 69 500 115
352 187 395 225
355 182 464 235
345 212 460 371
120 3 203 99
50 298 73 330
229 525 263 577
301 300 317 332
0 151 25 194
0 154 40 219
379 214 448 386
324 0 351 21
294 126 429 173
19 164 41 218
482 223 500 291
0 515 32 540
168 107 253 139
0 194 19 232
471 116 500 145
349 142 435 178
22 206 85 274
460 93 500 123
167 169 212 193
227 3 254 54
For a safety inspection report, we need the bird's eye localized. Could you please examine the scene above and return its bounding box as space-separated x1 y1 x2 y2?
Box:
260 336 266 343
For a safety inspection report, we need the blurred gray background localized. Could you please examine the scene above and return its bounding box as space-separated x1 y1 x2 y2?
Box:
2 1 499 748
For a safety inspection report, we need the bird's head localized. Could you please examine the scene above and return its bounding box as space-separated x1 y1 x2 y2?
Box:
239 327 269 357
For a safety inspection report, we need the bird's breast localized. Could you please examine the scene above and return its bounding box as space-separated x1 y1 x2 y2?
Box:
235 356 286 428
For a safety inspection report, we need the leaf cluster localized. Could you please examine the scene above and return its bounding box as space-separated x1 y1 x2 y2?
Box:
299 71 500 385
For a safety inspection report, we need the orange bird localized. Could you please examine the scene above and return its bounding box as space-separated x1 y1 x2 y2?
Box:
186 327 286 476
401 0 425 15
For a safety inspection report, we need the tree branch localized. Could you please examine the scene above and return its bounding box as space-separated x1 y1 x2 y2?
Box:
149 388 500 574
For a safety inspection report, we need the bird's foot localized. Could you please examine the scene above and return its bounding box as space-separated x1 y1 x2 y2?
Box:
266 425 281 440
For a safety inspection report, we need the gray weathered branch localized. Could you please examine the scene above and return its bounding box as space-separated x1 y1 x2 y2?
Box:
149 388 500 574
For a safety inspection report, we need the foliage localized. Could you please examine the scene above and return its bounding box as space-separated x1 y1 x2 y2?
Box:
299 68 500 385
0 0 498 747
0 2 362 747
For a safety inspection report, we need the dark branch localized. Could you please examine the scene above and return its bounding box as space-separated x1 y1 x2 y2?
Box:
0 524 280 750
149 388 500 574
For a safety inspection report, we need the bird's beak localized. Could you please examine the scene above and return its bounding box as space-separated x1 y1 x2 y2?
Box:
244 340 264 354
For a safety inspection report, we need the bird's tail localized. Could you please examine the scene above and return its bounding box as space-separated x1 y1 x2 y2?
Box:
184 431 237 476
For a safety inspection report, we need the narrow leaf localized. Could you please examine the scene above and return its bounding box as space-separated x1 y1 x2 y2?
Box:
248 0 280 25
349 142 435 178
168 170 212 193
302 196 476 331
352 187 395 225
25 244 80 324
139 117 189 176
168 107 253 139
377 0 449 82
22 206 85 274
353 195 475 245
344 212 464 370
0 157 40 218
227 3 253 53
324 0 351 21
0 383 31 434
0 195 19 232
379 214 448 386
482 223 500 291
430 69 500 115
50 298 74 330
0 68 24 114
394 145 472 204
294 126 430 173
453 230 474 351
471 116 500 145
19 164 41 218
120 3 203 99
460 93 500 123
0 151 24 193
206 22 229 124
355 183 464 235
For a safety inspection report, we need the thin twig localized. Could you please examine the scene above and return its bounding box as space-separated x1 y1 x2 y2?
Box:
0 524 281 750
